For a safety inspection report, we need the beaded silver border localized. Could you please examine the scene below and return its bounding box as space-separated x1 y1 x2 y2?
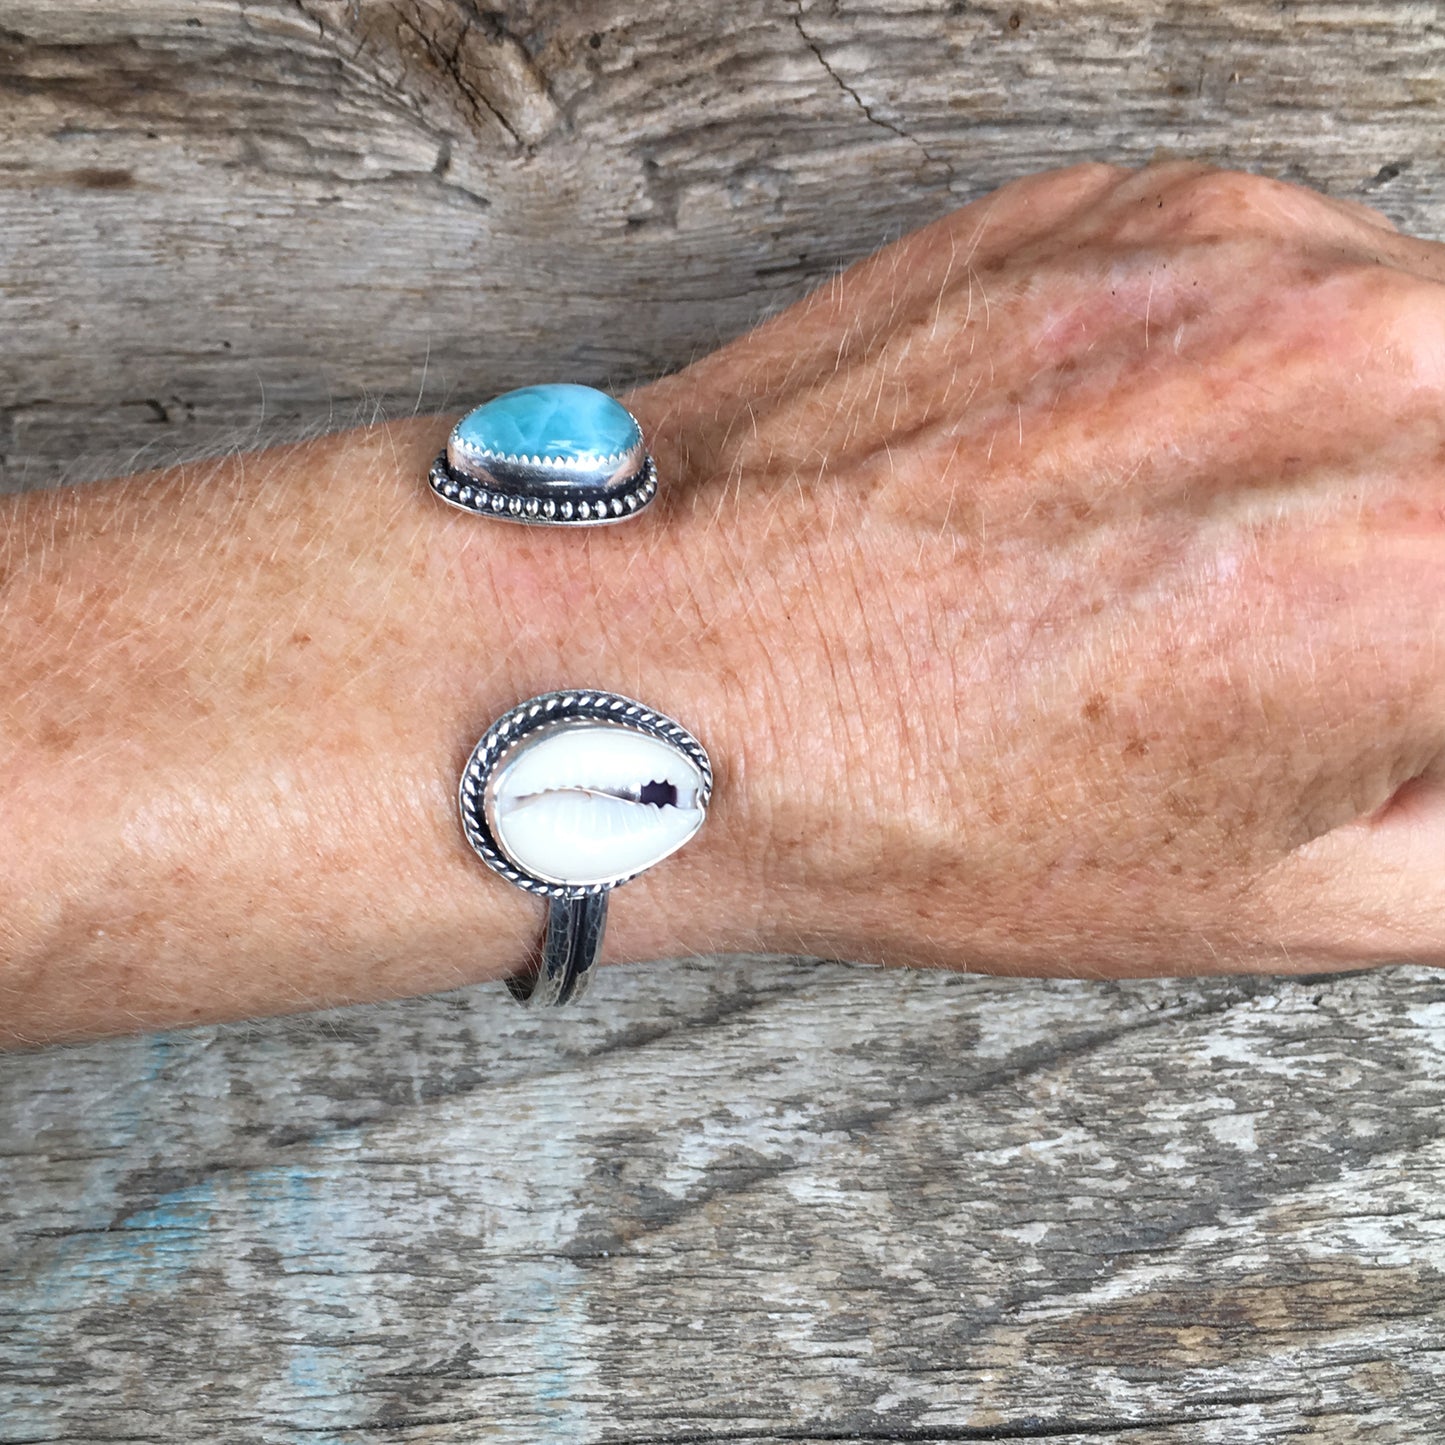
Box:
429 453 658 525
459 689 713 901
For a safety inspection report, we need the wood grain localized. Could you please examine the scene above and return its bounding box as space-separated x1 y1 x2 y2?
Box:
3 962 1445 1440
1 2 1444 1440
1 0 1441 489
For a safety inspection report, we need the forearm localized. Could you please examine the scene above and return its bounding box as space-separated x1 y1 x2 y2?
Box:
0 408 769 1044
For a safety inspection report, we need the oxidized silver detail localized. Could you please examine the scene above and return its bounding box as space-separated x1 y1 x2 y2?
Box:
430 452 658 526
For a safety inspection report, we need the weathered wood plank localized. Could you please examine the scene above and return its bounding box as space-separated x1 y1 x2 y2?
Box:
1 1 1442 489
2 2 1445 1440
2 962 1445 1440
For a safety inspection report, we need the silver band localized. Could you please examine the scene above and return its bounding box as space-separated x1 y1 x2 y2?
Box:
505 892 608 1008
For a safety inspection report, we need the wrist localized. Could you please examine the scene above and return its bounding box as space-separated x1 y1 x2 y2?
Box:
0 396 776 1042
442 386 786 973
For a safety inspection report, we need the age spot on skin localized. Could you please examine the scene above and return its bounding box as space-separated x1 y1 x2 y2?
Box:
1081 691 1107 722
37 719 80 755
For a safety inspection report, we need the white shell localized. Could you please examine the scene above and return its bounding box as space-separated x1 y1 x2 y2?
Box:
483 719 707 887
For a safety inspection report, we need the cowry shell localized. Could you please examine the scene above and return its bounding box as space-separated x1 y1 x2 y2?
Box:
482 718 707 888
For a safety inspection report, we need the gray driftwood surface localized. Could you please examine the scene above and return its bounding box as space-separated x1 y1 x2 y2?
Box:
1 2 1444 1440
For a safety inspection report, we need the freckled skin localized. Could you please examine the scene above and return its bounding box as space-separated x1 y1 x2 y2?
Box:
2 160 1445 1043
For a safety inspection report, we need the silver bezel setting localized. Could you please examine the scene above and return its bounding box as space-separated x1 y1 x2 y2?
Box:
459 690 713 900
430 394 658 526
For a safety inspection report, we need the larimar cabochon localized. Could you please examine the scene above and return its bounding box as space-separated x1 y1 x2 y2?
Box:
431 383 657 525
451 384 640 467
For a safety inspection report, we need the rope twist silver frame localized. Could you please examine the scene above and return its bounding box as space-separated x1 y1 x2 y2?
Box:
459 689 713 1009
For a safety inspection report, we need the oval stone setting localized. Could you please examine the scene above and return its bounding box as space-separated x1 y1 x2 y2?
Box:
449 383 641 471
435 383 655 525
482 718 707 888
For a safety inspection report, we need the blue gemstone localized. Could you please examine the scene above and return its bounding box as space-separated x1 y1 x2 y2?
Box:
452 383 640 463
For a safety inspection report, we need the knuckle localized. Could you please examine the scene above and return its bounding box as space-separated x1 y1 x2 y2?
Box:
1116 164 1336 244
1060 159 1130 188
1168 167 1283 229
1328 261 1445 383
1332 194 1401 233
945 162 1128 250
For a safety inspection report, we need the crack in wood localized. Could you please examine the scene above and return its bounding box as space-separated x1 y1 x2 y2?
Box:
788 0 949 182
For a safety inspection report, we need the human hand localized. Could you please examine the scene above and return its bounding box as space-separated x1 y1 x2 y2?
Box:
635 160 1445 977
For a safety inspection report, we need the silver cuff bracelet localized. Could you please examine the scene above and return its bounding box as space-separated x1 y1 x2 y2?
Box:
430 384 712 1007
